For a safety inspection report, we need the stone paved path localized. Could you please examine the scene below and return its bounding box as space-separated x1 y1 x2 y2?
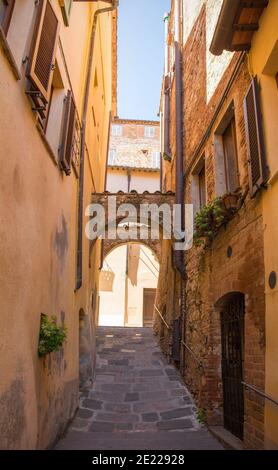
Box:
56 327 223 450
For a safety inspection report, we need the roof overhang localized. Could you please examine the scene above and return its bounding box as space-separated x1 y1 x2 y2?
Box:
210 0 269 56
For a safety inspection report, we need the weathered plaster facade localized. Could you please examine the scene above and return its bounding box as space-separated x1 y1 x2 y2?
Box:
0 0 117 449
157 0 268 450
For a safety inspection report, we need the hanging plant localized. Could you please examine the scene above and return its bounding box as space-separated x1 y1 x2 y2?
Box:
38 314 67 357
193 197 229 247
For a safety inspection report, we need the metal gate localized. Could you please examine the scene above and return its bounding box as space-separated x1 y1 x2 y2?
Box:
221 293 245 440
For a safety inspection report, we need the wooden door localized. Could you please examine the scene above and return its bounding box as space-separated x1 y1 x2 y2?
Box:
143 288 156 327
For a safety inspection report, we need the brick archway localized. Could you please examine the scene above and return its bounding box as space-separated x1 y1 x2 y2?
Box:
91 190 175 264
103 239 161 263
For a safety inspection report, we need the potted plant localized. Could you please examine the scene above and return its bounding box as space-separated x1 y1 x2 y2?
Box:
194 197 229 247
38 314 67 357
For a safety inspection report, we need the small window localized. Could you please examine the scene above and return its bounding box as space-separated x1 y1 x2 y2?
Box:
192 156 206 214
0 0 15 36
145 126 155 138
112 125 122 136
214 103 239 197
152 151 160 168
108 150 116 165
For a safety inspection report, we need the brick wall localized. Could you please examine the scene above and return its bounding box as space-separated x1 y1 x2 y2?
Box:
109 120 160 169
157 2 266 449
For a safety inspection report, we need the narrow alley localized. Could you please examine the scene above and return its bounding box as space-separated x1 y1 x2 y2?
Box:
57 327 223 450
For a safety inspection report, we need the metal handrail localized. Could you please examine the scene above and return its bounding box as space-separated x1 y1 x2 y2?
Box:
154 305 170 330
181 340 203 369
242 382 278 407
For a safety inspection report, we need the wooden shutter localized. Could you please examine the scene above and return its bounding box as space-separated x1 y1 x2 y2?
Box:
1 0 15 35
59 0 73 27
27 0 59 102
244 77 267 197
59 90 76 175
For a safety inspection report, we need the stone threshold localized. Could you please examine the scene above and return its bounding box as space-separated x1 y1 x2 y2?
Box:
209 426 244 450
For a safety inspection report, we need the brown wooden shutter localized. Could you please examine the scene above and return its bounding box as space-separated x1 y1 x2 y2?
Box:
1 0 15 35
244 77 267 197
59 90 76 175
27 0 59 102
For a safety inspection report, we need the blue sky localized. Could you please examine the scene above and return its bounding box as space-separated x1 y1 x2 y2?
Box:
117 0 170 121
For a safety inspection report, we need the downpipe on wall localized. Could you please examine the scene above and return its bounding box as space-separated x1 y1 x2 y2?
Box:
76 0 118 291
173 0 187 370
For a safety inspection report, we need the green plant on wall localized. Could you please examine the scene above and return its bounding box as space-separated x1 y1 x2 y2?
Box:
38 315 67 357
194 197 229 247
196 408 206 424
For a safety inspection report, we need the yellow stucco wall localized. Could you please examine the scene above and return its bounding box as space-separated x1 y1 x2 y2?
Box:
0 0 115 449
249 0 278 449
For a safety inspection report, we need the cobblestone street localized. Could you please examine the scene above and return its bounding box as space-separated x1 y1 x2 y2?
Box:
56 327 223 450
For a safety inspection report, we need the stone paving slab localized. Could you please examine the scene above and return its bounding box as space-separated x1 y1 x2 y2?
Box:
56 327 223 450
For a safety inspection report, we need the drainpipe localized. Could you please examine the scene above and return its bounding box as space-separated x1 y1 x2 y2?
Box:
173 0 186 370
76 0 118 290
174 0 185 278
163 13 171 161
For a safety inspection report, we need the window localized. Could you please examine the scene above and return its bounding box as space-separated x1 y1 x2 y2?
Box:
145 126 155 138
214 103 239 196
112 125 122 136
108 150 116 165
26 0 59 113
0 0 15 36
59 0 73 27
192 156 206 214
152 151 160 169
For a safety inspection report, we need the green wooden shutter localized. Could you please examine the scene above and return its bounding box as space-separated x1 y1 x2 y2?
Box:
59 0 73 27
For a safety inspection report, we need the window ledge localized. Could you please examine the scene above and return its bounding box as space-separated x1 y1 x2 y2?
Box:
0 26 21 81
36 121 59 168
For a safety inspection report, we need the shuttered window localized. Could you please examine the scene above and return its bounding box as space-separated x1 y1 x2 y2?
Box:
0 0 15 35
59 0 73 27
244 77 267 197
27 0 59 102
59 90 77 176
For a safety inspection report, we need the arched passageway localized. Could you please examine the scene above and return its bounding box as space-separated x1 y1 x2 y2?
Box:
99 243 159 327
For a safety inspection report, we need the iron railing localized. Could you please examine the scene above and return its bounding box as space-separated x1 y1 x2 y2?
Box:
242 382 278 407
154 305 170 330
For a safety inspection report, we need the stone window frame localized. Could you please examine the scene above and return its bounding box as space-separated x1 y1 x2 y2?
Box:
144 126 155 138
191 154 206 217
152 151 161 169
112 124 122 137
108 149 116 165
214 101 240 197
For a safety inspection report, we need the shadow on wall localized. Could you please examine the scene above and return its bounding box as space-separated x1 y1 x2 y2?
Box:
79 309 94 389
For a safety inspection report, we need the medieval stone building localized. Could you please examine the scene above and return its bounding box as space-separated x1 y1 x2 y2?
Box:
156 0 278 450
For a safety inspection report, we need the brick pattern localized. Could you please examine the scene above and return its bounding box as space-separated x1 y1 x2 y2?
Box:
156 3 266 449
109 120 160 169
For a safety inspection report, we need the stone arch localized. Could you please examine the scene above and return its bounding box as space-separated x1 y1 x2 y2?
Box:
99 242 159 328
103 238 161 263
